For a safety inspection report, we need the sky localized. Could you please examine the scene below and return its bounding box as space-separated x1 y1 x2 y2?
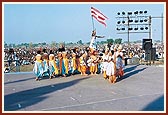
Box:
3 2 165 44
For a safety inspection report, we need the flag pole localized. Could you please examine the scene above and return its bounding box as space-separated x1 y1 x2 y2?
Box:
91 16 95 31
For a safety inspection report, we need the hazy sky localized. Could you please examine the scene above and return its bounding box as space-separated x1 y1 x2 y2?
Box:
3 2 165 44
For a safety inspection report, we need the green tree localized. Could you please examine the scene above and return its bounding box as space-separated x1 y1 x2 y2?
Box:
50 41 57 48
100 40 107 44
33 43 38 47
29 42 33 48
96 41 100 44
4 42 8 48
77 40 83 45
42 42 47 46
86 42 90 45
114 38 122 44
107 39 114 45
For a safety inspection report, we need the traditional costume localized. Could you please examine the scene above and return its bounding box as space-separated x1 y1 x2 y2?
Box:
89 30 97 51
33 54 43 81
42 53 49 77
106 52 116 83
79 53 87 75
88 52 98 75
48 54 58 79
62 51 69 75
57 52 66 77
115 45 124 78
71 52 77 75
102 50 109 79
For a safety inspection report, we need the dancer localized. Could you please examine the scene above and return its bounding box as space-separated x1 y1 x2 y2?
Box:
62 51 69 75
48 51 58 79
71 52 77 75
42 52 49 77
79 52 87 76
89 30 97 51
33 50 43 81
89 30 105 53
106 50 116 83
57 52 66 77
89 50 99 75
102 50 109 79
115 45 124 78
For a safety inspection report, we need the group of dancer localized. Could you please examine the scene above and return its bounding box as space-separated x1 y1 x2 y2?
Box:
101 44 124 83
33 30 125 83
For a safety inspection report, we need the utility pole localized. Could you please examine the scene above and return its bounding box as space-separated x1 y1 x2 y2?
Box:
149 16 152 40
151 13 164 62
127 16 130 57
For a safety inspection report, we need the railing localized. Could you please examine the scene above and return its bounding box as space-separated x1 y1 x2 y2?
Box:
4 60 20 72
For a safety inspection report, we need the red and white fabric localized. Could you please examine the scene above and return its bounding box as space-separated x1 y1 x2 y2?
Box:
91 7 108 27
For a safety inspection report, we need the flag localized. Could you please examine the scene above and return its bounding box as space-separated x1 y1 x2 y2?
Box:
91 7 108 27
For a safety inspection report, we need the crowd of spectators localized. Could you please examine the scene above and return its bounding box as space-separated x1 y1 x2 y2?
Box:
4 42 164 73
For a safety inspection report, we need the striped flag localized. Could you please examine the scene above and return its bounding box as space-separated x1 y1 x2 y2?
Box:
91 7 108 27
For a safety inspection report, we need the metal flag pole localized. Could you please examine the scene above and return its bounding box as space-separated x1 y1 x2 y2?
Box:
91 16 95 31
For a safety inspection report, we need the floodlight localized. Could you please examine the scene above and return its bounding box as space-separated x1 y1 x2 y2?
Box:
128 12 132 15
134 28 138 30
134 11 138 15
140 27 144 30
139 11 143 14
144 19 148 22
140 20 143 23
122 28 125 30
145 27 148 30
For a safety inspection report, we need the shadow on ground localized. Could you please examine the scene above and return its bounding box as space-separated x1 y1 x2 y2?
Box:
4 77 90 111
142 95 164 111
124 65 139 73
4 77 35 85
117 66 147 82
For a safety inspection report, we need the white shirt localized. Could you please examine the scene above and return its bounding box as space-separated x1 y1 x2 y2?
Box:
89 36 96 49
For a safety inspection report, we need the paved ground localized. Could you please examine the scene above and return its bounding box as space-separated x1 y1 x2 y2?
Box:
3 64 165 112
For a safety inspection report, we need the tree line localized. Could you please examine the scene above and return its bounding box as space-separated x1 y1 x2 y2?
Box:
5 38 150 49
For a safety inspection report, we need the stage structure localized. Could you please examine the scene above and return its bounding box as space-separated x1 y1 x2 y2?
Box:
116 11 164 64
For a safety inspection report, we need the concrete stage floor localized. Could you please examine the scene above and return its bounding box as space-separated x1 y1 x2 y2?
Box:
3 64 165 112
